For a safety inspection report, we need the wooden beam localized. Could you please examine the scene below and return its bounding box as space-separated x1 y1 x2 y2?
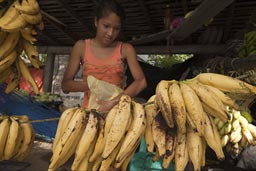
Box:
42 17 76 43
37 44 228 55
170 0 235 40
129 0 235 45
56 0 94 37
137 0 156 32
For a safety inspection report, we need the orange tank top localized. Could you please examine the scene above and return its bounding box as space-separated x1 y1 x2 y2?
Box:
82 39 125 107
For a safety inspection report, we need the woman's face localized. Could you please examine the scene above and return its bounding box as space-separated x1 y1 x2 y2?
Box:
95 12 121 45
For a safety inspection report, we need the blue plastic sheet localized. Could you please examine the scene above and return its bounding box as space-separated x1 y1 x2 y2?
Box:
0 83 60 141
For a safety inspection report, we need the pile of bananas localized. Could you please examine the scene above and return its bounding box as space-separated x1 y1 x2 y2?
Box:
215 107 256 157
144 72 256 171
0 0 44 94
237 31 256 58
48 95 146 171
0 114 35 161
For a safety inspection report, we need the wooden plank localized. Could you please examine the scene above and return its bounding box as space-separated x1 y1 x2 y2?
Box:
37 44 228 55
170 0 235 40
129 0 235 45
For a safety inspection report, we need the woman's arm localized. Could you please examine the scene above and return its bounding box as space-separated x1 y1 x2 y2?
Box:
122 43 147 97
61 40 88 93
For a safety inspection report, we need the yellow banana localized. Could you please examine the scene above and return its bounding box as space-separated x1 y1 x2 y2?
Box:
89 104 118 163
242 128 254 144
174 132 189 171
13 0 40 15
71 111 99 171
0 0 20 26
204 84 239 110
239 133 248 148
180 82 205 136
151 113 167 157
144 94 158 153
0 117 10 160
186 112 197 132
162 128 176 169
20 28 37 42
100 137 124 171
14 115 35 161
186 125 204 171
0 31 8 45
169 82 187 134
0 50 17 73
188 81 229 123
21 38 41 68
113 136 141 169
155 80 174 128
247 123 256 139
5 61 20 94
52 107 78 151
76 136 97 171
221 134 230 147
35 20 44 30
102 95 132 159
229 126 242 144
115 101 146 162
20 11 42 25
17 56 39 94
48 108 86 171
3 116 20 160
202 103 228 123
0 13 27 32
195 72 256 94
12 122 24 158
204 114 225 160
0 31 20 60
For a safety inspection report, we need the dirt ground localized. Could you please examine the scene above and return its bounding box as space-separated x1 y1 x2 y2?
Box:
0 140 73 171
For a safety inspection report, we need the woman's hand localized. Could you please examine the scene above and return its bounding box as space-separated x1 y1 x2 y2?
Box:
96 93 122 113
96 98 118 113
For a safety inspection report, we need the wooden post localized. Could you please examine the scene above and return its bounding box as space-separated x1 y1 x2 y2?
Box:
43 53 55 92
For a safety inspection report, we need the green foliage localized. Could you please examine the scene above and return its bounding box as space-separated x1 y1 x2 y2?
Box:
147 54 193 68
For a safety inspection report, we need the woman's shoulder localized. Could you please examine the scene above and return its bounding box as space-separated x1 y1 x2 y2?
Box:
120 42 135 53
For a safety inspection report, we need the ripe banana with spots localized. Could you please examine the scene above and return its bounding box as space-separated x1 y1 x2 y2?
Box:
155 80 174 128
195 72 256 94
0 31 20 60
52 107 78 151
180 82 205 136
13 0 40 15
102 95 132 159
0 116 10 160
144 94 158 153
71 111 98 171
48 108 86 171
168 82 186 134
115 101 146 162
3 116 20 160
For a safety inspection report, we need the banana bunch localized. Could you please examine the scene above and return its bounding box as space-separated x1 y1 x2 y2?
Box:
237 31 256 58
214 107 256 157
0 0 43 94
49 94 147 171
144 72 256 171
0 114 35 161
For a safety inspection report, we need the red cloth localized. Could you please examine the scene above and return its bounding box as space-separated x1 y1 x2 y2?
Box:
19 67 44 94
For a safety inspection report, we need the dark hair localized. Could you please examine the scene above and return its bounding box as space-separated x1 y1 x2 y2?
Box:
95 0 126 27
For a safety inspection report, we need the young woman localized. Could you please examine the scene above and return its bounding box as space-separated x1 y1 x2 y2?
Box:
61 0 147 112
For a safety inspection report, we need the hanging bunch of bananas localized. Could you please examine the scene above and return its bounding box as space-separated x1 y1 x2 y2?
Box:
214 106 256 157
49 94 147 171
237 31 256 58
0 114 35 161
0 0 44 94
144 72 256 171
